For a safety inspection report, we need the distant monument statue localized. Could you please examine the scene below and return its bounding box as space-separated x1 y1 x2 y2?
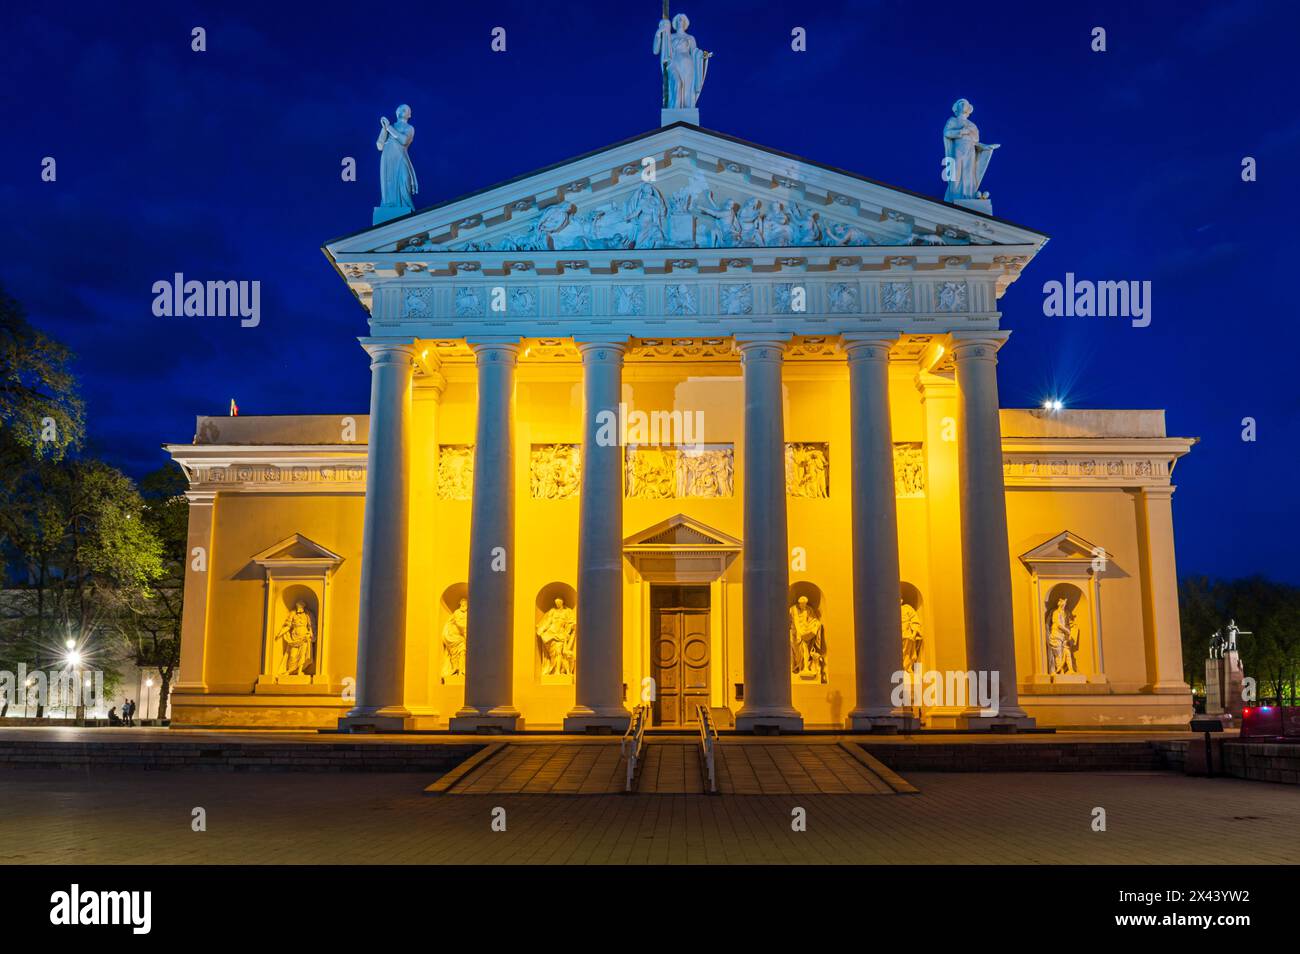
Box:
374 104 418 225
942 98 999 212
1206 617 1251 722
277 599 315 676
441 598 468 679
789 595 827 684
654 10 711 123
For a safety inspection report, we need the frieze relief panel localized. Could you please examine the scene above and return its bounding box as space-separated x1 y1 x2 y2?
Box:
625 444 734 499
437 445 475 500
193 463 366 490
785 443 830 498
893 442 925 498
1002 456 1169 483
530 443 581 499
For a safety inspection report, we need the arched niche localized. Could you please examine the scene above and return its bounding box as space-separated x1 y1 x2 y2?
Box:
438 583 469 685
1019 531 1109 686
787 582 827 684
251 533 342 692
535 582 577 683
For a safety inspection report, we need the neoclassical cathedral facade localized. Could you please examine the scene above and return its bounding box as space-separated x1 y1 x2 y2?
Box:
166 25 1194 732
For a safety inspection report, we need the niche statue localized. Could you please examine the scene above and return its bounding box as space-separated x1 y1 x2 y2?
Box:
442 598 467 678
1046 597 1080 675
277 599 315 676
536 598 577 677
789 595 827 684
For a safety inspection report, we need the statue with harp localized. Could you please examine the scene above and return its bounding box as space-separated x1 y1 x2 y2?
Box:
654 8 711 111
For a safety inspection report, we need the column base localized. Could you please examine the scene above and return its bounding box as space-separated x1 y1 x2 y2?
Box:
735 705 803 734
449 706 522 734
563 705 631 734
337 706 413 733
845 707 913 733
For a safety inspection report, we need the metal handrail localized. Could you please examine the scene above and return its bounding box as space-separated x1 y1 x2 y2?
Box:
622 704 650 792
696 704 718 793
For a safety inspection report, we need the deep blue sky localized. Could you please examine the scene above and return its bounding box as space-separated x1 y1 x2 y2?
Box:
2 0 1294 582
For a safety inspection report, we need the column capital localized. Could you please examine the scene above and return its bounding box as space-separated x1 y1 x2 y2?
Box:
575 339 627 363
840 334 898 361
184 490 217 506
358 337 418 364
466 338 521 365
734 335 790 363
947 330 1012 362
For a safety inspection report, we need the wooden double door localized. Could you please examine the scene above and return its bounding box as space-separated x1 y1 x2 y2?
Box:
650 585 711 727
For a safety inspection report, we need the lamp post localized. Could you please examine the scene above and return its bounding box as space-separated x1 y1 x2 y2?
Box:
145 677 154 724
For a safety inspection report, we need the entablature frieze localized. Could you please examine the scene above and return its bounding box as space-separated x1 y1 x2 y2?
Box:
166 446 368 494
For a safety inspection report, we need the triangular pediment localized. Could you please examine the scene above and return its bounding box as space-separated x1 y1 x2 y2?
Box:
1019 530 1101 566
251 533 344 567
624 512 742 550
325 123 1046 259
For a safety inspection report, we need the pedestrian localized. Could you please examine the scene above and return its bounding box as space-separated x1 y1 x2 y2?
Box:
0 686 8 718
107 706 121 726
124 698 135 727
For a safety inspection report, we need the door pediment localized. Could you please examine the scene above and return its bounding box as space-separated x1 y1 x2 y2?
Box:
624 513 741 583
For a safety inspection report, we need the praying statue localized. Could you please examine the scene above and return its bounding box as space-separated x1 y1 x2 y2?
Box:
536 598 577 677
789 595 827 684
901 599 922 671
441 598 468 678
277 599 315 676
376 104 418 215
1046 596 1078 675
654 13 712 109
942 98 999 202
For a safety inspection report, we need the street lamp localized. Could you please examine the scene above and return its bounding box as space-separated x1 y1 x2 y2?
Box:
145 677 154 723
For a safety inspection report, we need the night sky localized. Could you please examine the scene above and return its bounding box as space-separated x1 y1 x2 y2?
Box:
2 0 1294 582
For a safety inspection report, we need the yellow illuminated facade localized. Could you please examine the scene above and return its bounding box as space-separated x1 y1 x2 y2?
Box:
166 126 1194 732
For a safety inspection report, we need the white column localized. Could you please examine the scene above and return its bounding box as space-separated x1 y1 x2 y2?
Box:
341 340 415 731
950 332 1032 725
734 337 803 733
842 336 907 730
566 340 631 732
174 491 216 697
451 340 521 732
1138 485 1190 692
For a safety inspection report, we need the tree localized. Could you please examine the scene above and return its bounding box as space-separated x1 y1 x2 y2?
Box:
112 463 188 721
0 284 85 550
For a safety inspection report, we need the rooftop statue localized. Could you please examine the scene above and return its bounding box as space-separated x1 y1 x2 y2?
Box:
374 104 418 224
942 98 998 204
654 12 711 110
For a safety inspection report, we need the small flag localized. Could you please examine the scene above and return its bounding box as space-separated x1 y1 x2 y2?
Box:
229 399 239 417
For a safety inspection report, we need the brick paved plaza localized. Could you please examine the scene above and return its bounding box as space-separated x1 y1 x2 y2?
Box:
2 766 1296 865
